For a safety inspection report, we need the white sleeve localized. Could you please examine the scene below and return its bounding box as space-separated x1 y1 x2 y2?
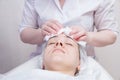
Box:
94 0 119 36
19 0 38 33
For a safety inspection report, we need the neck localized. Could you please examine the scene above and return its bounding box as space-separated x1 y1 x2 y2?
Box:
45 67 75 76
56 70 75 76
59 0 65 8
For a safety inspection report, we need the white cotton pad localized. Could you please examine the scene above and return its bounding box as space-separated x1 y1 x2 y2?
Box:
44 27 86 46
44 27 72 41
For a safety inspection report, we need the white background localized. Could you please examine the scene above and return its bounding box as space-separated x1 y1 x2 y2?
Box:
0 0 120 80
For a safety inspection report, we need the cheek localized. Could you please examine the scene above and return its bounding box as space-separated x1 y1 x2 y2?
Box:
44 46 52 53
43 51 50 66
69 49 79 60
44 46 54 57
43 48 50 61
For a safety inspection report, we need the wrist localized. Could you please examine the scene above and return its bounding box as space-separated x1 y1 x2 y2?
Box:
37 28 46 41
86 32 94 45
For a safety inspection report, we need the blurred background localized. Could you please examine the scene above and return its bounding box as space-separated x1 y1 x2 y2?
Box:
0 0 120 80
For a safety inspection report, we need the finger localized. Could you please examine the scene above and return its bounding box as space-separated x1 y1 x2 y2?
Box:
41 27 50 36
70 26 86 35
51 20 63 29
42 25 57 34
46 21 60 32
73 31 86 40
42 30 50 36
76 36 87 41
69 29 78 35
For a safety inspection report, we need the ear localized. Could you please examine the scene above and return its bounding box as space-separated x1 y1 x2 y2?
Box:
42 62 45 69
77 65 80 71
75 65 80 75
77 60 80 71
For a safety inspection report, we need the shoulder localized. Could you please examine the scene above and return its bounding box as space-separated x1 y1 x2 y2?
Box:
93 0 115 12
24 0 36 6
99 0 115 7
25 0 49 7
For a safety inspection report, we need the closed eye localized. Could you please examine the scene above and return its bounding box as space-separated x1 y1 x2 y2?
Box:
48 42 55 45
65 43 73 46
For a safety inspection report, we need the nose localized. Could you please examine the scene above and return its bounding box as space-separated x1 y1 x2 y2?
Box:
55 42 64 47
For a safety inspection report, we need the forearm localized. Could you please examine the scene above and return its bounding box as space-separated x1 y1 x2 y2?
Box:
87 30 117 47
20 27 45 44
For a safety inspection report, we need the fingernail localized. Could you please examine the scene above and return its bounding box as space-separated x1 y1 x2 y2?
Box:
54 32 57 34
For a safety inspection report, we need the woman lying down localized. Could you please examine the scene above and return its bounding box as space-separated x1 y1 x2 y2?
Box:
0 30 114 80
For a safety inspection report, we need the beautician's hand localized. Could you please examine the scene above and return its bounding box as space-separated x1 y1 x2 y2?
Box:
69 26 89 42
70 26 117 47
41 20 63 36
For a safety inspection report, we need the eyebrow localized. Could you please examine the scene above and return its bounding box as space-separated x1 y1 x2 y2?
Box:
48 35 78 45
49 35 73 40
47 35 79 47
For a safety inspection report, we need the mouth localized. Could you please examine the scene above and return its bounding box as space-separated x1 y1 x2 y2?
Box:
52 48 65 54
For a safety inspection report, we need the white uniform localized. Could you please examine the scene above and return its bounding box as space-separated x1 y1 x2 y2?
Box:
19 0 119 56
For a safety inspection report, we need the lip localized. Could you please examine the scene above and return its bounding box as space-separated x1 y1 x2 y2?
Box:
52 48 65 54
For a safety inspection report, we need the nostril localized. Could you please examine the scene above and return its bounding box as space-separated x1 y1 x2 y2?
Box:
56 42 58 46
55 42 63 46
60 43 63 46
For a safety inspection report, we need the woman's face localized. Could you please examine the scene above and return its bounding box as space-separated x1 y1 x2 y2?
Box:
43 34 80 72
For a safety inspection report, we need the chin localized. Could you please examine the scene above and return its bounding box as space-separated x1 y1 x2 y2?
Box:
48 57 65 65
52 56 64 62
